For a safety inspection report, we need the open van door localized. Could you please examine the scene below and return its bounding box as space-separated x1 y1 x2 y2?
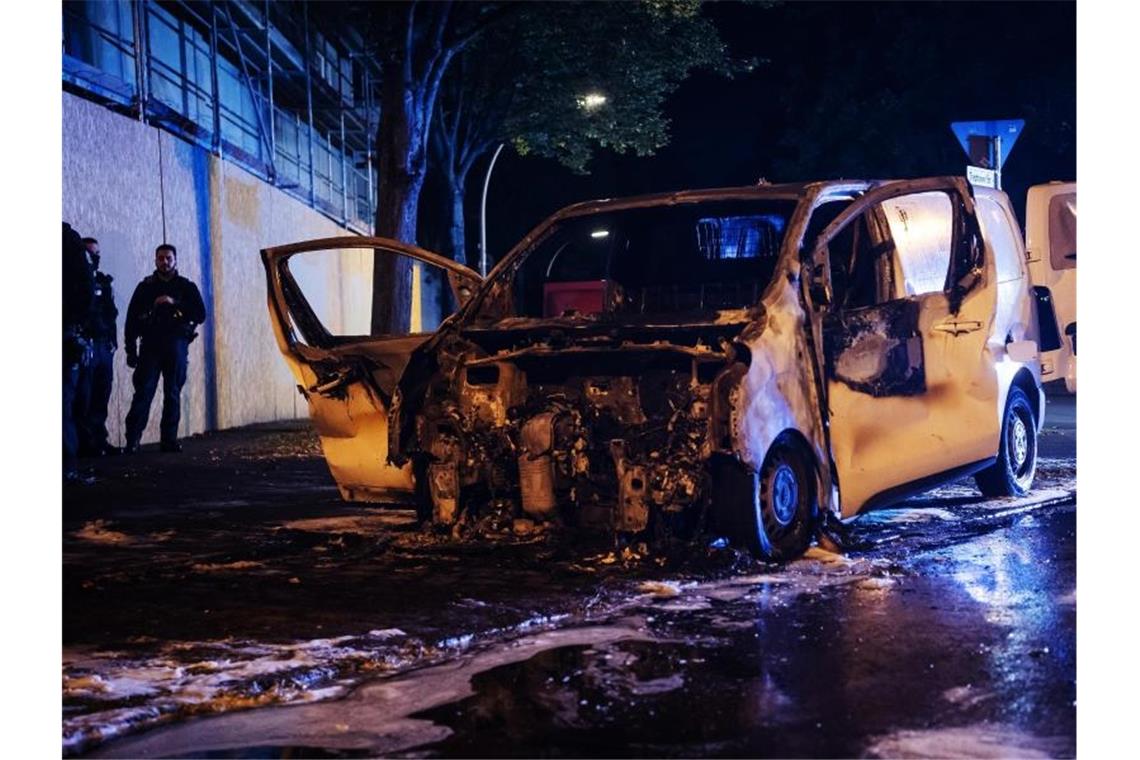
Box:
806 177 1001 516
261 237 481 502
1026 182 1076 392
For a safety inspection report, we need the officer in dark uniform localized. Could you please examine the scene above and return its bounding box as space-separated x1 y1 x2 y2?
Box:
123 243 207 453
74 237 120 456
63 222 96 483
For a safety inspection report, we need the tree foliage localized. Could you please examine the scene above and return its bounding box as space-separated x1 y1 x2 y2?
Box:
505 0 737 172
432 0 741 263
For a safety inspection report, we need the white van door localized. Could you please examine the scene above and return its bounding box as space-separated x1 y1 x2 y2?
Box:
1026 182 1076 390
807 178 1001 516
262 237 481 503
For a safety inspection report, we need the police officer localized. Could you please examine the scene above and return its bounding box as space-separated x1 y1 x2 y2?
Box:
74 237 120 456
63 222 96 483
123 243 206 453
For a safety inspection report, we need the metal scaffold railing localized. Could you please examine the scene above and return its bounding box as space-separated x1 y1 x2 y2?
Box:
63 0 382 234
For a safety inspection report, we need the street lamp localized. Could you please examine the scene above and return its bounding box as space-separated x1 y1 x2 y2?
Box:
579 92 607 110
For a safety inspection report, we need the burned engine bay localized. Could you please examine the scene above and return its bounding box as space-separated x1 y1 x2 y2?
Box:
390 316 759 535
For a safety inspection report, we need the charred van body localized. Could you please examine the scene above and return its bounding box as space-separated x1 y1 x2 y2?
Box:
263 178 1045 561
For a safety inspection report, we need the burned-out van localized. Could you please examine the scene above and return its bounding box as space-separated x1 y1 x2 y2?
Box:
263 177 1044 561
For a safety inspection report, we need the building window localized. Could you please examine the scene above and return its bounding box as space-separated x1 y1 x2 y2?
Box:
218 57 267 163
144 4 215 137
63 0 138 102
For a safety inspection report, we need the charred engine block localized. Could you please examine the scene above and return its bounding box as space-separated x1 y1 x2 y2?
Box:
411 344 737 533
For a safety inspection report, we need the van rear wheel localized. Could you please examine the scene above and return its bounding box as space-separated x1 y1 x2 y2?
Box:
711 436 818 561
975 386 1038 497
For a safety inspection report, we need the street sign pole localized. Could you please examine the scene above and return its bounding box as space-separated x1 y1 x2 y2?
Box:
994 135 1002 189
950 119 1024 191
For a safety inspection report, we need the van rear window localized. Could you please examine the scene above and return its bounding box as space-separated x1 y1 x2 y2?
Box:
1049 192 1077 271
696 215 786 260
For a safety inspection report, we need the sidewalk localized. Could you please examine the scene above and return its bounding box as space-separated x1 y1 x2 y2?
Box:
63 420 336 523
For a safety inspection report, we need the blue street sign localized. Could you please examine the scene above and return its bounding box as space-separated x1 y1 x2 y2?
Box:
950 120 1025 167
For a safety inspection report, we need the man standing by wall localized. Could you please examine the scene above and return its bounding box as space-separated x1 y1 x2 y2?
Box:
75 237 120 456
123 244 206 453
63 222 96 483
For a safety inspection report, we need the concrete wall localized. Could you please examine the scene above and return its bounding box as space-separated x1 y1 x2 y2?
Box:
62 92 362 444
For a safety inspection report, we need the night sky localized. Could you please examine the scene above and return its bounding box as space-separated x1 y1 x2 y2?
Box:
435 1 1075 262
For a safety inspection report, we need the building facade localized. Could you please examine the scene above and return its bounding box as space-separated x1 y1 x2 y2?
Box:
63 0 381 444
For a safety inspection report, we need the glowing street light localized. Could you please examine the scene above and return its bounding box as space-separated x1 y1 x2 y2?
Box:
579 92 608 110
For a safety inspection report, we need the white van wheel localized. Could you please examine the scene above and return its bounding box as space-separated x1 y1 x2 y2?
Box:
975 386 1038 497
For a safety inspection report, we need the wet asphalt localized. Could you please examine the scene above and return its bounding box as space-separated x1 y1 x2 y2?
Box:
63 395 1076 758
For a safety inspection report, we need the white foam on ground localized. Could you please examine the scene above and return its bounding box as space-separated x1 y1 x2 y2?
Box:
860 507 960 525
863 723 1069 758
278 516 392 534
72 522 182 547
629 673 685 695
87 623 655 758
942 685 995 710
638 580 688 598
74 521 133 545
190 561 266 573
629 550 899 618
64 609 576 755
63 633 422 754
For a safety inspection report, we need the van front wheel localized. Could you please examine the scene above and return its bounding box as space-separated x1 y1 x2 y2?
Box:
712 436 818 561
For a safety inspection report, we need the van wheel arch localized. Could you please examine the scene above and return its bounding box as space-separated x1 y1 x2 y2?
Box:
710 429 820 561
1011 367 1042 432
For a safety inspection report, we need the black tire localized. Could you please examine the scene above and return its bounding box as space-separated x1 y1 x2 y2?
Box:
711 436 818 561
975 386 1038 497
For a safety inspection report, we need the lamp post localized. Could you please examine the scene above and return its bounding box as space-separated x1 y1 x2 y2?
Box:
479 143 505 277
479 93 606 277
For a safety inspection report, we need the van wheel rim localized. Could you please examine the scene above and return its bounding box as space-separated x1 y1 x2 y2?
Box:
772 464 798 526
1012 416 1029 469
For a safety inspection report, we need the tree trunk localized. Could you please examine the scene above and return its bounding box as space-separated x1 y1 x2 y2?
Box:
371 60 428 335
446 170 468 267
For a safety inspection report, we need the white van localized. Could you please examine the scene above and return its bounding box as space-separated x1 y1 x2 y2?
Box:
1026 181 1076 392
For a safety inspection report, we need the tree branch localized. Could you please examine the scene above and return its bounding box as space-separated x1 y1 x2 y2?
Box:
403 1 417 84
446 3 516 53
458 137 497 181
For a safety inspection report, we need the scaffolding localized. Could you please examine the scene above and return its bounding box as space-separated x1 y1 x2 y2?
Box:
63 0 379 233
